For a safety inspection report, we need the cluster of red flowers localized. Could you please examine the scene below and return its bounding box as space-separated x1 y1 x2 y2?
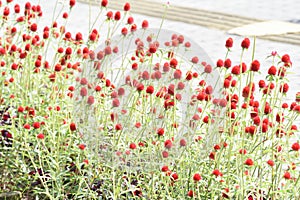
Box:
0 0 299 199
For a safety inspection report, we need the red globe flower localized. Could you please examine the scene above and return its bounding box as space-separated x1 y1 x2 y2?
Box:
115 123 122 131
70 123 77 131
24 124 31 130
87 96 95 105
123 2 130 11
161 165 169 172
78 144 86 150
267 160 275 167
112 98 120 107
244 158 254 166
69 0 76 7
37 133 45 139
225 37 233 48
283 171 291 179
33 122 40 129
101 0 108 7
162 150 169 158
157 128 164 136
193 173 201 182
241 38 250 49
164 139 173 149
129 143 136 150
250 60 260 72
231 65 241 75
114 11 121 21
187 190 195 197
291 142 300 151
224 58 231 68
171 173 178 181
179 139 187 147
268 66 277 75
146 85 154 94
212 169 223 177
142 20 149 29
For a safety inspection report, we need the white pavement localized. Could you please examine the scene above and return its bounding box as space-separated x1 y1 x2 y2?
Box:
154 0 300 21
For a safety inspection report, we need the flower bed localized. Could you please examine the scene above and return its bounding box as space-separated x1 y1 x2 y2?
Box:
0 0 299 199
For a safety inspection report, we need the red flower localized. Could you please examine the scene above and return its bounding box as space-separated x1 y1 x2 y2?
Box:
204 65 212 73
268 66 277 75
193 173 201 182
250 60 260 72
244 158 254 166
112 98 120 107
214 144 221 150
171 173 178 181
216 59 224 67
87 96 95 105
179 139 187 147
70 123 77 131
115 123 122 131
127 16 134 24
205 85 213 95
241 62 247 73
162 150 169 158
170 58 178 68
18 106 24 112
95 85 101 92
117 88 125 96
267 160 275 167
225 37 233 48
14 4 20 13
114 11 121 21
121 27 128 36
136 83 144 91
283 171 291 179
3 7 10 16
212 169 223 177
30 23 37 32
280 83 289 93
124 2 130 11
187 190 195 197
258 80 265 88
291 142 300 151
33 122 40 129
135 122 141 128
185 42 191 48
164 139 173 149
224 58 231 68
129 143 136 149
62 12 68 19
24 124 31 130
78 144 86 150
157 128 164 136
161 165 169 172
231 65 240 75
191 56 199 64
174 69 182 79
281 54 290 63
101 0 108 7
177 82 185 90
241 38 250 49
209 152 215 160
80 87 88 97
146 85 154 94
262 123 268 133
69 0 76 7
37 133 45 139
